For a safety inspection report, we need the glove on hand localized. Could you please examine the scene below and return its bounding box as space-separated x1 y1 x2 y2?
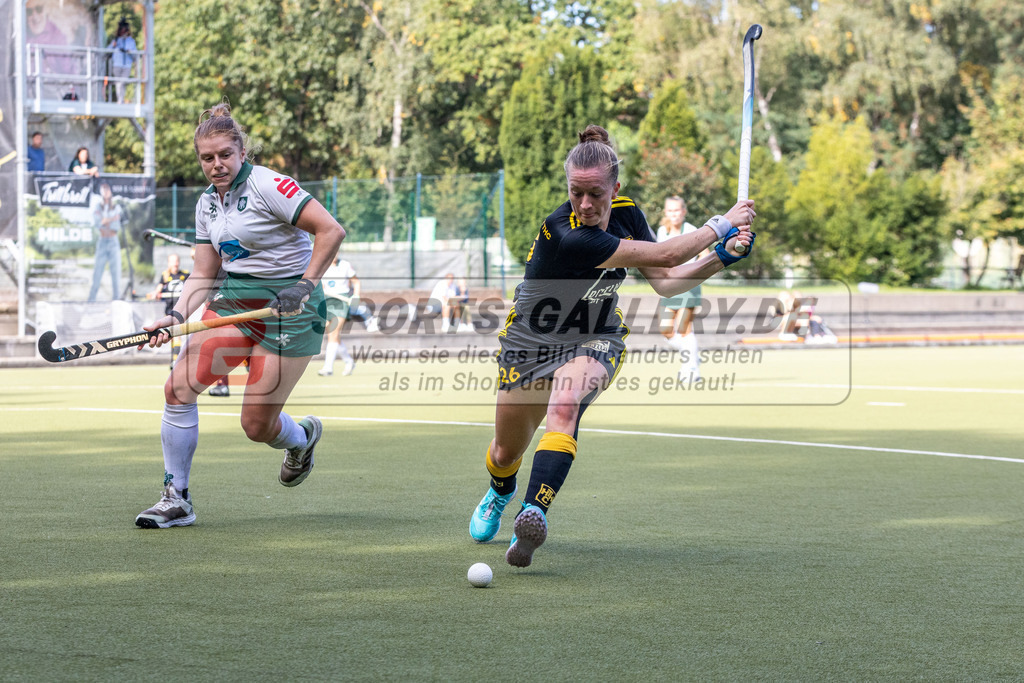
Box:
271 278 315 317
715 227 756 267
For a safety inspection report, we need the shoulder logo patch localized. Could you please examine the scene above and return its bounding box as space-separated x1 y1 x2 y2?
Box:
274 177 300 199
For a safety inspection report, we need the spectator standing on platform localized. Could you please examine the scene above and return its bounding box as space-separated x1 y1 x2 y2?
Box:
88 182 122 302
107 19 137 103
28 132 46 172
656 196 705 381
70 147 100 177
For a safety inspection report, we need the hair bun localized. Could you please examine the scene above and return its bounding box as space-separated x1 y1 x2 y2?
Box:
208 103 232 119
578 125 610 145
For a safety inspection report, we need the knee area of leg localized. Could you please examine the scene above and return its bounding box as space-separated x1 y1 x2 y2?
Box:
240 416 274 443
490 449 522 470
546 401 580 427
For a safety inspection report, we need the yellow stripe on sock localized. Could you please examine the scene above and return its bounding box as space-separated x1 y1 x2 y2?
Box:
538 431 578 459
486 445 522 478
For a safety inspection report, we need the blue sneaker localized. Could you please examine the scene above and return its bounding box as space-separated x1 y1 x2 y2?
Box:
470 486 517 542
506 504 547 568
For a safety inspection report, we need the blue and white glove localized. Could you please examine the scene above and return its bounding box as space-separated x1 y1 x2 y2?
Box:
715 227 756 267
271 278 315 317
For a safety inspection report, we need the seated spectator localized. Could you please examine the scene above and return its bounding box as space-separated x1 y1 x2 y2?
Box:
69 147 100 177
423 272 458 331
772 290 836 343
450 277 471 330
28 132 46 172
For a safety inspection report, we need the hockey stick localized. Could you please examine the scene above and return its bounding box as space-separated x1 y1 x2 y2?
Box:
38 307 276 363
734 24 762 254
143 229 195 247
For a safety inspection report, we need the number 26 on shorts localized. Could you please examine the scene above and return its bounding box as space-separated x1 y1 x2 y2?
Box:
498 366 521 386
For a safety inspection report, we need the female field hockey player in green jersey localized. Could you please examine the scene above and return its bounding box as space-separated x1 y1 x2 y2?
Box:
469 125 756 567
134 103 345 529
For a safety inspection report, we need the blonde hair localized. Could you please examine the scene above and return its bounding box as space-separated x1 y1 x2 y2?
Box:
659 195 687 231
564 124 621 185
193 102 252 159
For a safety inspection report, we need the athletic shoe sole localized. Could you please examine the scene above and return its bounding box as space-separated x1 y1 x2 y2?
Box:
505 507 547 568
134 511 196 529
279 416 322 487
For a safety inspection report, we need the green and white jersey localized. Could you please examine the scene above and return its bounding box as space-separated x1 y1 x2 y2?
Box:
195 162 314 278
322 259 356 300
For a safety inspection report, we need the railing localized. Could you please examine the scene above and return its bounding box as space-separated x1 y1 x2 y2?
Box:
25 43 147 105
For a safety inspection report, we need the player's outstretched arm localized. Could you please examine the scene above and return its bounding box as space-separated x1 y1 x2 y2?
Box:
640 226 756 297
598 200 755 271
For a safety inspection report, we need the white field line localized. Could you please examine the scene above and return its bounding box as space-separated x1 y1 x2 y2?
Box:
754 382 1024 395
4 382 1023 394
37 406 1024 466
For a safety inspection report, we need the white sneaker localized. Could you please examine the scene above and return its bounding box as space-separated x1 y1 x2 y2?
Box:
280 416 323 487
342 360 355 376
318 368 333 376
135 484 195 529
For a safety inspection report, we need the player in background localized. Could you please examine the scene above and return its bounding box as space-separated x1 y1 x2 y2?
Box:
318 255 360 376
656 196 706 381
134 102 344 529
146 253 190 367
468 125 755 567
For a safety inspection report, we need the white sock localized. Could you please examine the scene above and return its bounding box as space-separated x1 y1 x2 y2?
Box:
267 413 307 450
161 403 199 491
338 341 352 363
680 333 700 370
665 333 687 353
322 340 339 372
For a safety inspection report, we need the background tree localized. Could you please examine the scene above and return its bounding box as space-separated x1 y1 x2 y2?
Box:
498 46 606 263
786 116 891 283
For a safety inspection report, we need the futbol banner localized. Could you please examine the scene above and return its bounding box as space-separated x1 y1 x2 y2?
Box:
0 0 16 240
34 174 95 207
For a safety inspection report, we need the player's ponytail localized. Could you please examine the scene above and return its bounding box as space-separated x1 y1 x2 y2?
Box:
564 124 621 185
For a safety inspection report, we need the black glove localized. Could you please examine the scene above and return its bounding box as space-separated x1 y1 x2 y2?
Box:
271 278 315 317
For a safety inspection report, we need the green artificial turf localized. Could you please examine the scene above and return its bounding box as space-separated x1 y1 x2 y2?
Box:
1 345 1022 680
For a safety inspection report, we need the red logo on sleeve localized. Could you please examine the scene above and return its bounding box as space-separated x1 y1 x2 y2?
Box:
273 177 301 199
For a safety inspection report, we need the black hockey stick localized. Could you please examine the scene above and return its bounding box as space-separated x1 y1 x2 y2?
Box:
734 24 762 254
38 307 276 363
143 229 195 247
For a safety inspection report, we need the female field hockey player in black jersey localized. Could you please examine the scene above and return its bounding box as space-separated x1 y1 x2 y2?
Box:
134 103 345 529
470 125 756 567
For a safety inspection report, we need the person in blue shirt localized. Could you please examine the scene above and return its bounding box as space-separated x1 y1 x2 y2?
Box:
27 132 45 172
107 19 137 103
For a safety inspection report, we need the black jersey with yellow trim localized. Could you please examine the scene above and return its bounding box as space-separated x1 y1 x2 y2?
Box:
524 198 654 280
505 197 655 341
